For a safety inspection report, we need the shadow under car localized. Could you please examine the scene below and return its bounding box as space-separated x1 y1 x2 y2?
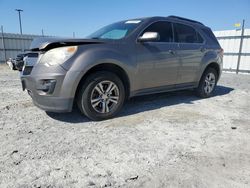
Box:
46 85 234 123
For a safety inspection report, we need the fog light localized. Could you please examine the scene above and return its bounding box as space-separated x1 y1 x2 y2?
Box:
36 79 56 94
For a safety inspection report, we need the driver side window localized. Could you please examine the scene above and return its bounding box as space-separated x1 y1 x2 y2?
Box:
141 21 173 42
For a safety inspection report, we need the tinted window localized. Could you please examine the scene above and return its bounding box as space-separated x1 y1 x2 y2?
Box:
202 28 219 44
142 21 173 42
174 23 203 43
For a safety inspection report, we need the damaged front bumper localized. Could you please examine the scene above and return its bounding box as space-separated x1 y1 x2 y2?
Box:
20 64 75 113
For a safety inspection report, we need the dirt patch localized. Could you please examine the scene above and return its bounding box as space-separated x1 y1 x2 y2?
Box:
0 64 250 187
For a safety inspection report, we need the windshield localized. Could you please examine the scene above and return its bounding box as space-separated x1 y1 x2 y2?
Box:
87 20 142 40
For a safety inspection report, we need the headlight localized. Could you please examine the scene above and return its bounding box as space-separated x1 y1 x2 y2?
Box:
39 46 77 66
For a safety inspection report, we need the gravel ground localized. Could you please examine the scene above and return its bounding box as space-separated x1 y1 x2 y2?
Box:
0 64 250 188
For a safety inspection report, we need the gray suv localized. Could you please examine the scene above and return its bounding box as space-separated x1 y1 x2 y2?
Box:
21 16 223 120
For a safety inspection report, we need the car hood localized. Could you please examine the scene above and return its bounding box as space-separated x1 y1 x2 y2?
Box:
30 37 107 51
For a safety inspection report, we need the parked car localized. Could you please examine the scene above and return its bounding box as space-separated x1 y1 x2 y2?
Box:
16 53 28 71
6 58 16 70
6 53 27 71
21 16 223 120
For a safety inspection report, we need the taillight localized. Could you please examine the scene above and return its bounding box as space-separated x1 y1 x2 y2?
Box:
219 48 224 56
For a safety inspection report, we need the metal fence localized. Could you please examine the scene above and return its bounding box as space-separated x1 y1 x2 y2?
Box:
0 30 43 64
214 28 250 73
1 29 250 74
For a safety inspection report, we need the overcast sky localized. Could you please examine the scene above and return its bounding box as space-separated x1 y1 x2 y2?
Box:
0 0 249 37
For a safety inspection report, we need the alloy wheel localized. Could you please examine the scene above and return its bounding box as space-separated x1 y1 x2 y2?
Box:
204 72 216 94
90 80 119 113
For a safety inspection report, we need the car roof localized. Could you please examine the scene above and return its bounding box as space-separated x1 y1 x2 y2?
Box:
125 16 206 28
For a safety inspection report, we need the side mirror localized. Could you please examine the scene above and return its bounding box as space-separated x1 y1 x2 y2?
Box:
138 32 160 42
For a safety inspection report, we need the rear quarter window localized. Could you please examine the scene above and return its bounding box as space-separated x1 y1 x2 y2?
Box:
201 28 219 45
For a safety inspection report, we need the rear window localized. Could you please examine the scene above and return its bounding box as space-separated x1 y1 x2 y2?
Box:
174 23 204 43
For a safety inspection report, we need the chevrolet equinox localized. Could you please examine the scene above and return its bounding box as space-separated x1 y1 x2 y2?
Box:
21 16 223 120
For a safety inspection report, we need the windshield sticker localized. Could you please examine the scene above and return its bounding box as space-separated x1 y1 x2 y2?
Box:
125 20 141 24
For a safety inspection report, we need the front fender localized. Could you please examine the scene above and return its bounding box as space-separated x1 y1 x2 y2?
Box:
61 45 137 99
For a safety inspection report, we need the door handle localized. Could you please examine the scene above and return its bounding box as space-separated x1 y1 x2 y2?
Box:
168 50 176 55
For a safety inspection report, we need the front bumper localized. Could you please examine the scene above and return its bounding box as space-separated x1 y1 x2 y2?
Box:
20 64 78 113
32 95 73 113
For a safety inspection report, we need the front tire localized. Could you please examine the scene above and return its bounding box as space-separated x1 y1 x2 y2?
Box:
196 68 218 98
77 71 125 121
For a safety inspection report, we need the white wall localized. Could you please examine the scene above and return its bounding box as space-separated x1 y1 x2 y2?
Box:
214 29 250 73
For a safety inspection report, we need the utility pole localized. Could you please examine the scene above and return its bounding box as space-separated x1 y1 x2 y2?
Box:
73 32 75 38
42 29 44 36
1 25 7 62
236 19 245 74
15 9 23 35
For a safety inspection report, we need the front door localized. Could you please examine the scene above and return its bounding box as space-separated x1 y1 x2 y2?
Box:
136 21 180 89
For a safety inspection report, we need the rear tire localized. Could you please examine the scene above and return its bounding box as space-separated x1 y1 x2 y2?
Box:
77 71 125 121
196 68 218 98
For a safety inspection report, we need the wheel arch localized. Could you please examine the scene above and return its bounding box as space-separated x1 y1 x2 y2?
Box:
204 62 220 77
199 62 221 84
74 63 131 101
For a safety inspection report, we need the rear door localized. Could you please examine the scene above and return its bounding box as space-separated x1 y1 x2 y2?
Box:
173 23 205 84
136 21 180 89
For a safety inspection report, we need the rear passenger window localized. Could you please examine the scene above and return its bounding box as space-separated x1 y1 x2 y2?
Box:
174 23 204 43
142 21 173 42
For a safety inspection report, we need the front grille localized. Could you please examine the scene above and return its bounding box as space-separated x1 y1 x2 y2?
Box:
26 52 39 58
22 52 39 75
23 66 33 75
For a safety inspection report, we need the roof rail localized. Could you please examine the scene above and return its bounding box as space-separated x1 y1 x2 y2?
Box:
168 15 204 25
